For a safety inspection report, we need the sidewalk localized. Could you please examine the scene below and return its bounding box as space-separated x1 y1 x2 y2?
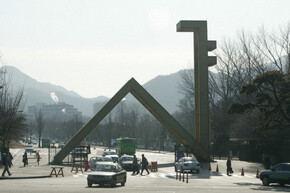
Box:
0 148 72 180
0 164 65 180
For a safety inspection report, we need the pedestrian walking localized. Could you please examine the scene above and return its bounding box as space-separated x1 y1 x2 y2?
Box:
229 150 233 160
226 155 232 175
1 153 12 177
8 152 13 166
36 152 40 165
140 154 150 175
132 155 139 175
23 152 28 167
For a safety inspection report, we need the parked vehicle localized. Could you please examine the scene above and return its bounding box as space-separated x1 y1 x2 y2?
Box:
260 163 290 186
119 155 140 171
103 151 119 162
25 145 34 152
175 157 200 173
59 142 65 148
87 163 127 187
89 156 113 170
32 140 37 145
116 137 136 156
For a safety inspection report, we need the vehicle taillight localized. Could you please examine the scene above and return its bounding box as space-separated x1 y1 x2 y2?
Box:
197 164 200 166
184 164 188 166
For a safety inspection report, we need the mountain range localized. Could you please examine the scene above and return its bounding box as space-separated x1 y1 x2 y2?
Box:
6 66 184 117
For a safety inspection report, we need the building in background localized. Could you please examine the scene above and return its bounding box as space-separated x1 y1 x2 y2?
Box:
27 102 82 122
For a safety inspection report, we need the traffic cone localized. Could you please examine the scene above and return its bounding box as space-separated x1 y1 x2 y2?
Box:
209 164 211 171
216 165 219 172
256 169 260 178
241 167 244 176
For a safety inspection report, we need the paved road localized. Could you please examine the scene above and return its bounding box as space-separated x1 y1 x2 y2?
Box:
0 146 289 193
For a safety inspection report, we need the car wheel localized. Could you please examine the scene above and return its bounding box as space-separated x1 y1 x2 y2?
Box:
87 181 92 187
279 182 285 186
181 167 184 173
121 177 126 186
196 170 200 174
262 177 270 186
111 178 116 187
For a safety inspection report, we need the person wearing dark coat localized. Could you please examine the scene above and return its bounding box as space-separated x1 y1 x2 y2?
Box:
1 153 12 177
23 152 28 167
226 155 232 175
132 155 139 175
140 154 150 175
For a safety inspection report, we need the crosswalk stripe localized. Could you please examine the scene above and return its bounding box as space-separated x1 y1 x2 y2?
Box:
149 173 158 178
71 171 258 180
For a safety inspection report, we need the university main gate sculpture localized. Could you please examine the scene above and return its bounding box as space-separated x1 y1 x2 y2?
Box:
52 20 216 164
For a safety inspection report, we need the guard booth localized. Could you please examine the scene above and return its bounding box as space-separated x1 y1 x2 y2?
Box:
70 145 91 164
174 145 190 162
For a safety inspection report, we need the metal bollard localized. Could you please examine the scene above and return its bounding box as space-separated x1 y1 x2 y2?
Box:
183 171 185 182
176 171 178 180
179 171 181 181
186 171 188 183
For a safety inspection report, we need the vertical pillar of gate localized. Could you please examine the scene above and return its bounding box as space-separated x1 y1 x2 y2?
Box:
177 20 216 153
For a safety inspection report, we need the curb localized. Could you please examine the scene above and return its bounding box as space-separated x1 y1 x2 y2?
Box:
0 175 51 180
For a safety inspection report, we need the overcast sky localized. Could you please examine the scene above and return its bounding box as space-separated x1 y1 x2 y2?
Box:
0 0 289 98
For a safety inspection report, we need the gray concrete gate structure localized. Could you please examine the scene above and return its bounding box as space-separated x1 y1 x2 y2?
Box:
52 78 210 164
177 20 217 153
52 20 216 164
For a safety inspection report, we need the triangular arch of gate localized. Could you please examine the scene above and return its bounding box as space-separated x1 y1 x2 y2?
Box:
52 78 210 164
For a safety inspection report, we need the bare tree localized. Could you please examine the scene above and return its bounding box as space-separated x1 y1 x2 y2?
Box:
126 103 140 138
178 23 289 147
0 66 26 152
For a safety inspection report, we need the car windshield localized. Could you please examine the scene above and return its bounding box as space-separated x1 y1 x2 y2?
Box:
104 151 116 155
120 156 133 161
97 157 113 162
95 164 117 172
26 145 33 148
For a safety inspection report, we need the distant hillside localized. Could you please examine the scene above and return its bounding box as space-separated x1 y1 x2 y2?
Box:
126 71 184 113
6 65 187 117
5 66 109 116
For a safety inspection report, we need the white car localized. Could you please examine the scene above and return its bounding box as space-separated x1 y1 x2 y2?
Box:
89 156 113 170
25 145 34 152
175 157 200 173
103 151 119 162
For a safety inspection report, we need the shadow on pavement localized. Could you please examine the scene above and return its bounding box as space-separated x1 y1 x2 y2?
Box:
0 175 51 180
86 185 123 189
234 182 290 192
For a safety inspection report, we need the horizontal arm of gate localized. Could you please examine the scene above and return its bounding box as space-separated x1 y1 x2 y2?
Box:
129 79 210 161
52 79 135 164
